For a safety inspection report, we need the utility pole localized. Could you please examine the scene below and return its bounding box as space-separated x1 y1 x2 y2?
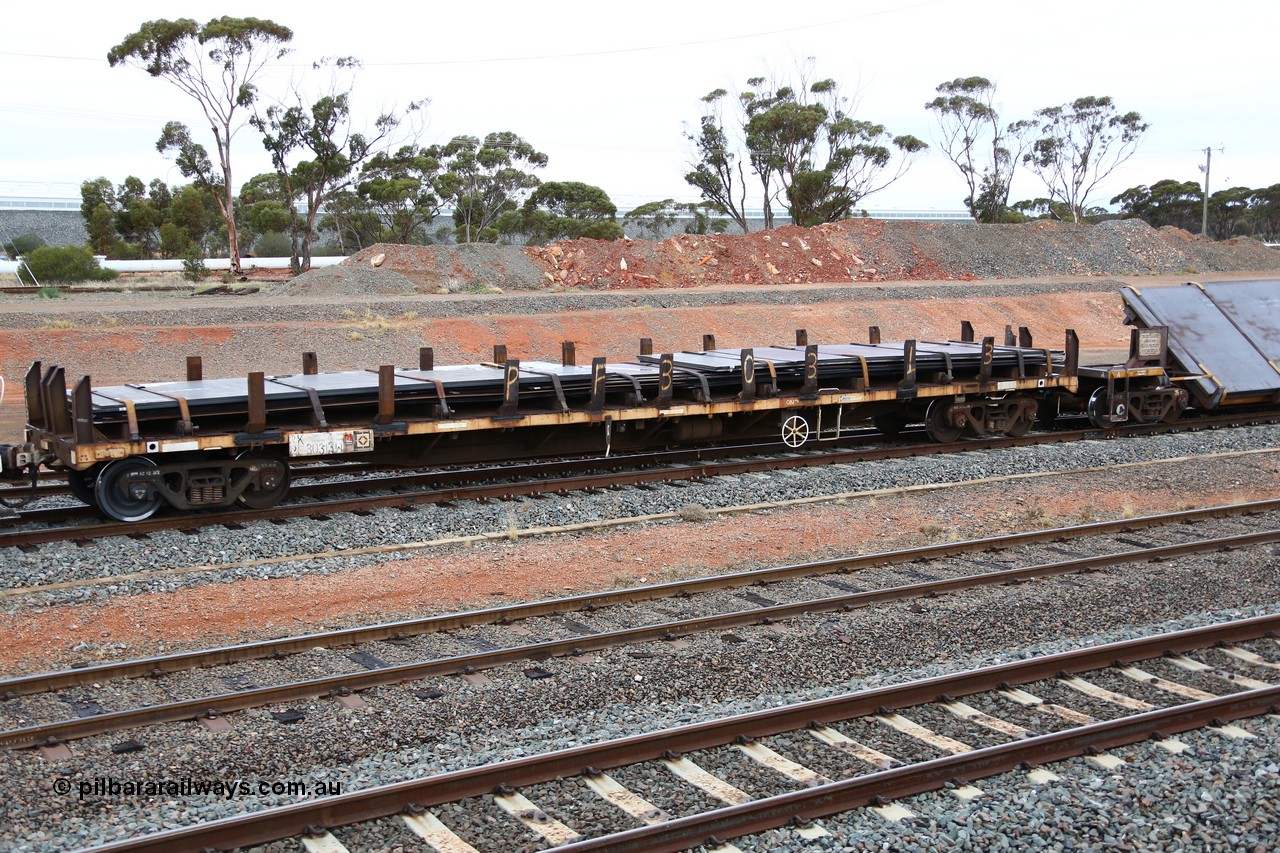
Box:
1200 147 1212 237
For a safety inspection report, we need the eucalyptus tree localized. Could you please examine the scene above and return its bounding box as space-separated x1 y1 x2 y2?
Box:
686 72 925 230
925 76 1032 222
684 90 752 233
1023 96 1149 223
435 133 547 243
355 144 444 245
624 200 729 239
252 57 426 271
1251 184 1280 241
1110 179 1203 232
108 16 294 271
513 181 623 244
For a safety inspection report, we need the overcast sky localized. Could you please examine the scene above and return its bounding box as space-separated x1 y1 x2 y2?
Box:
2 0 1276 215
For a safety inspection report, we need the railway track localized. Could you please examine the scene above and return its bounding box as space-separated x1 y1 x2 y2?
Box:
3 499 1275 752
71 614 1280 852
2 409 1276 552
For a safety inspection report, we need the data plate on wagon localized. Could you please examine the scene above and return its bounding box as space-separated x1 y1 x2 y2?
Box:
289 429 374 456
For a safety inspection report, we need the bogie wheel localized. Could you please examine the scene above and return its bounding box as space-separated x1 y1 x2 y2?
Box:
95 457 163 522
1005 412 1034 437
1162 396 1188 425
924 399 964 443
1005 399 1038 438
781 415 810 448
872 412 910 439
235 451 291 509
1086 387 1124 429
67 464 103 507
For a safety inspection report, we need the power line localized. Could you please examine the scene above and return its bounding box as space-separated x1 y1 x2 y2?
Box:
0 1 945 68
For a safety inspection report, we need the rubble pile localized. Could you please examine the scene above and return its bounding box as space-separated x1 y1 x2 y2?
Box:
317 218 1278 294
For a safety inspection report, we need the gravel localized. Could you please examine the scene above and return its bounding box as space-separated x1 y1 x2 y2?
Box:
0 277 1147 327
734 718 1280 852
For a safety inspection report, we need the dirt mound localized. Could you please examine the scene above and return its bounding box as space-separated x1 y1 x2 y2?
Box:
273 243 543 297
282 219 1279 296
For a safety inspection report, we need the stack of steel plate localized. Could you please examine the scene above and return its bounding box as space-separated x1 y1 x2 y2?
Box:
81 335 1065 428
1122 280 1280 407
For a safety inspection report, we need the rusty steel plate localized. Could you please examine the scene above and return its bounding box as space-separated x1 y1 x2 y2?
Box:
1122 281 1280 407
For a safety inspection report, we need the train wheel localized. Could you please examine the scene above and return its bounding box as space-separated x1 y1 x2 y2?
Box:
95 457 163 522
873 412 910 439
1005 412 1034 437
1005 399 1037 437
1086 388 1124 429
924 399 963 443
781 415 810 448
235 451 291 509
67 465 102 507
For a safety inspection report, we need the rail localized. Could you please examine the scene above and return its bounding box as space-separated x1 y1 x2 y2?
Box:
4 514 1277 750
75 614 1280 852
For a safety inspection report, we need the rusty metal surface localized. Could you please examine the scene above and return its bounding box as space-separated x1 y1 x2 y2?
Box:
72 615 1280 853
1123 281 1280 406
5 406 1280 549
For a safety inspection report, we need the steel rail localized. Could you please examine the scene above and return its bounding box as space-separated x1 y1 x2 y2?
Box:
0 438 819 529
555 686 1280 853
4 497 1278 697
72 615 1280 853
0 436 895 541
6 525 1278 750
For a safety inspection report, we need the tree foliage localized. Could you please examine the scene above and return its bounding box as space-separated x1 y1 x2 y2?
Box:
624 200 730 239
80 176 220 259
1022 96 1149 223
109 16 294 270
1112 180 1280 240
686 70 925 230
684 91 751 233
18 246 118 285
1110 179 1202 231
514 181 623 244
436 132 547 243
1251 184 1280 241
252 56 425 271
2 233 44 259
925 76 1032 222
352 144 444 244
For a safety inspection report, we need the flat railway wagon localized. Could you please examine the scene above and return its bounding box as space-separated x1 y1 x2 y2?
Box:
1 279 1275 523
2 327 1079 521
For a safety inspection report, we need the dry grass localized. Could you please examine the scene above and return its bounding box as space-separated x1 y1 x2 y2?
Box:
341 309 396 333
678 503 713 523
